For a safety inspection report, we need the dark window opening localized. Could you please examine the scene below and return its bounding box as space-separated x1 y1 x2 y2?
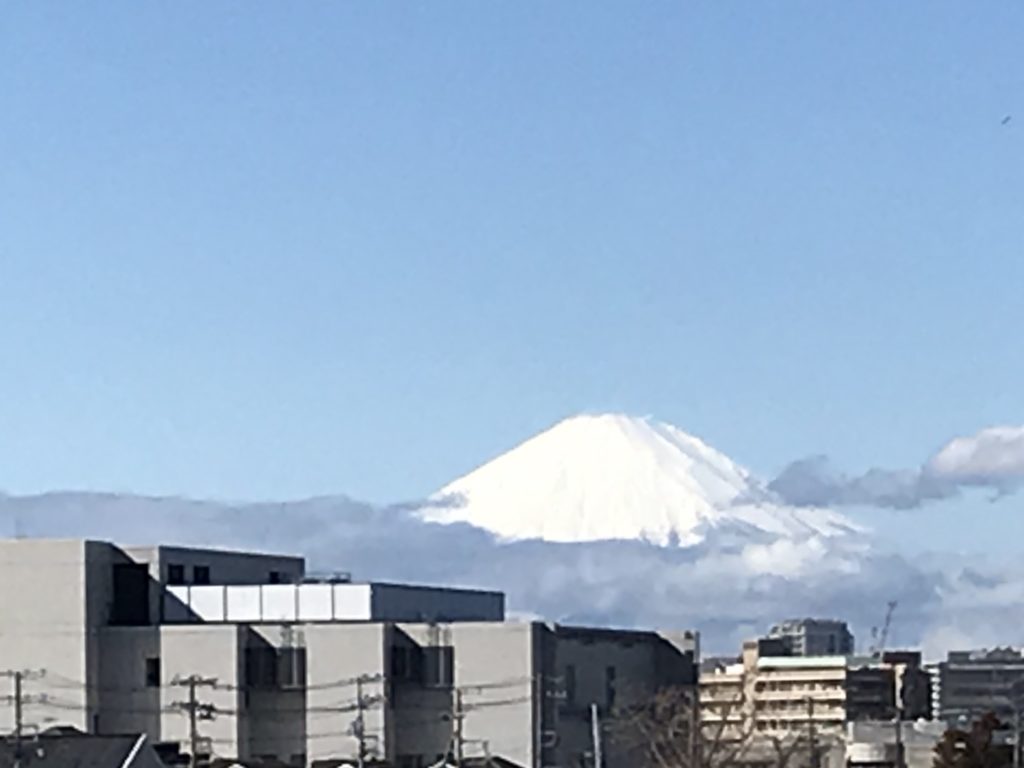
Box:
605 666 617 710
192 565 211 585
111 563 151 626
245 646 306 689
167 564 186 585
565 664 577 705
391 646 410 679
422 647 453 687
146 657 161 687
269 570 283 584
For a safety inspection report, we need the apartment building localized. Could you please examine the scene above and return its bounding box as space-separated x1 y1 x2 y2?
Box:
0 538 698 768
700 640 907 749
765 619 855 658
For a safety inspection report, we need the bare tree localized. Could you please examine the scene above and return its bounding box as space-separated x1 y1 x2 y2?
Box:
611 686 832 768
610 685 754 768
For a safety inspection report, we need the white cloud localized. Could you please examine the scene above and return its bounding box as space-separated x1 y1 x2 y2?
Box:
768 424 1024 509
927 425 1024 488
0 491 950 653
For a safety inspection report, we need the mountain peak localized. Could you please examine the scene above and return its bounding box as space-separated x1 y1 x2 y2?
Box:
417 414 857 545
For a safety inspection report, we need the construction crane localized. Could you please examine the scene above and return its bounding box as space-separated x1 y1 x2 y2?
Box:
870 601 897 658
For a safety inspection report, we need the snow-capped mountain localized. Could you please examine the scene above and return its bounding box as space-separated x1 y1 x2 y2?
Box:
417 413 859 545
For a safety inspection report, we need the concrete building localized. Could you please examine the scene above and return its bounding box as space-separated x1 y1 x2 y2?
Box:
765 620 855 657
843 721 947 768
701 640 910 764
0 538 697 768
933 648 1024 724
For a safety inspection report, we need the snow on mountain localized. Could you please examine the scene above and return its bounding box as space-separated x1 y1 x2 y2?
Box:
417 413 859 545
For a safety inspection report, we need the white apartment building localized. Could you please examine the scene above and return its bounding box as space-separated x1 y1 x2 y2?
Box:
0 538 698 768
701 640 903 766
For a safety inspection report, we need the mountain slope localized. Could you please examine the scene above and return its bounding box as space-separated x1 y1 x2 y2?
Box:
417 413 858 545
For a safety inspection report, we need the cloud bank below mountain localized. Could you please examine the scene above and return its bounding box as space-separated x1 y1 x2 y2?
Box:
1 490 1019 657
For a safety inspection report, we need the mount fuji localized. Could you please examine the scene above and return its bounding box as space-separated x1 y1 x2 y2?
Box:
418 413 859 546
2 413 1015 654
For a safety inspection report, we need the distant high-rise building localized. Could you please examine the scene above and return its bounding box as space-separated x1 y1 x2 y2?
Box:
936 648 1024 724
766 618 855 656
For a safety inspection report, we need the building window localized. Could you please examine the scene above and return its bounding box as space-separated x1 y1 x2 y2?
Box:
246 647 278 688
278 648 306 689
167 564 186 585
605 666 617 710
391 646 410 679
146 657 161 687
422 647 453 687
192 565 211 585
565 665 577 706
269 570 283 584
245 647 306 689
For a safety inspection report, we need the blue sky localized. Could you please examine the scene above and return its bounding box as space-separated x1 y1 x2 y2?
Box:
1 3 1022 548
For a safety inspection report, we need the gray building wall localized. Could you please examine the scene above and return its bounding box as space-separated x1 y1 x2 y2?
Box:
302 623 391 764
937 648 1024 723
554 626 699 768
123 545 304 587
97 626 163 738
158 624 248 760
0 539 124 733
1 538 696 768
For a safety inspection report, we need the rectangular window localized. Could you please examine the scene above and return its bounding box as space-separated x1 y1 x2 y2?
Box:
246 647 278 688
146 657 161 687
422 647 453 687
391 646 409 679
605 666 617 710
565 664 577 706
111 563 151 626
192 565 211 585
269 570 283 584
278 648 307 689
167 564 185 585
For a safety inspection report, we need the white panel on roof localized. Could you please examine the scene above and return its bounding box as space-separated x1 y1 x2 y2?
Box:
262 585 298 621
226 586 262 622
189 586 227 622
332 584 373 620
297 584 334 621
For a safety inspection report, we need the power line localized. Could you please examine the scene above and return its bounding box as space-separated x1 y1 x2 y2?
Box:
1 670 46 768
170 675 218 768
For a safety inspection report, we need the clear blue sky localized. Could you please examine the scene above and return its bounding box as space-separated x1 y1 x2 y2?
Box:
1 3 1022 535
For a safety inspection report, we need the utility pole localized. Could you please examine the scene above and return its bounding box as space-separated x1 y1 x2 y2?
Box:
453 688 465 768
1 669 45 768
1011 708 1019 768
171 675 218 768
354 676 367 768
590 703 603 768
805 696 818 768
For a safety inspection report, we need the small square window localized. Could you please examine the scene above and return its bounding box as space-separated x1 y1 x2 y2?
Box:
146 657 161 687
269 571 283 584
193 565 211 585
167 564 185 585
